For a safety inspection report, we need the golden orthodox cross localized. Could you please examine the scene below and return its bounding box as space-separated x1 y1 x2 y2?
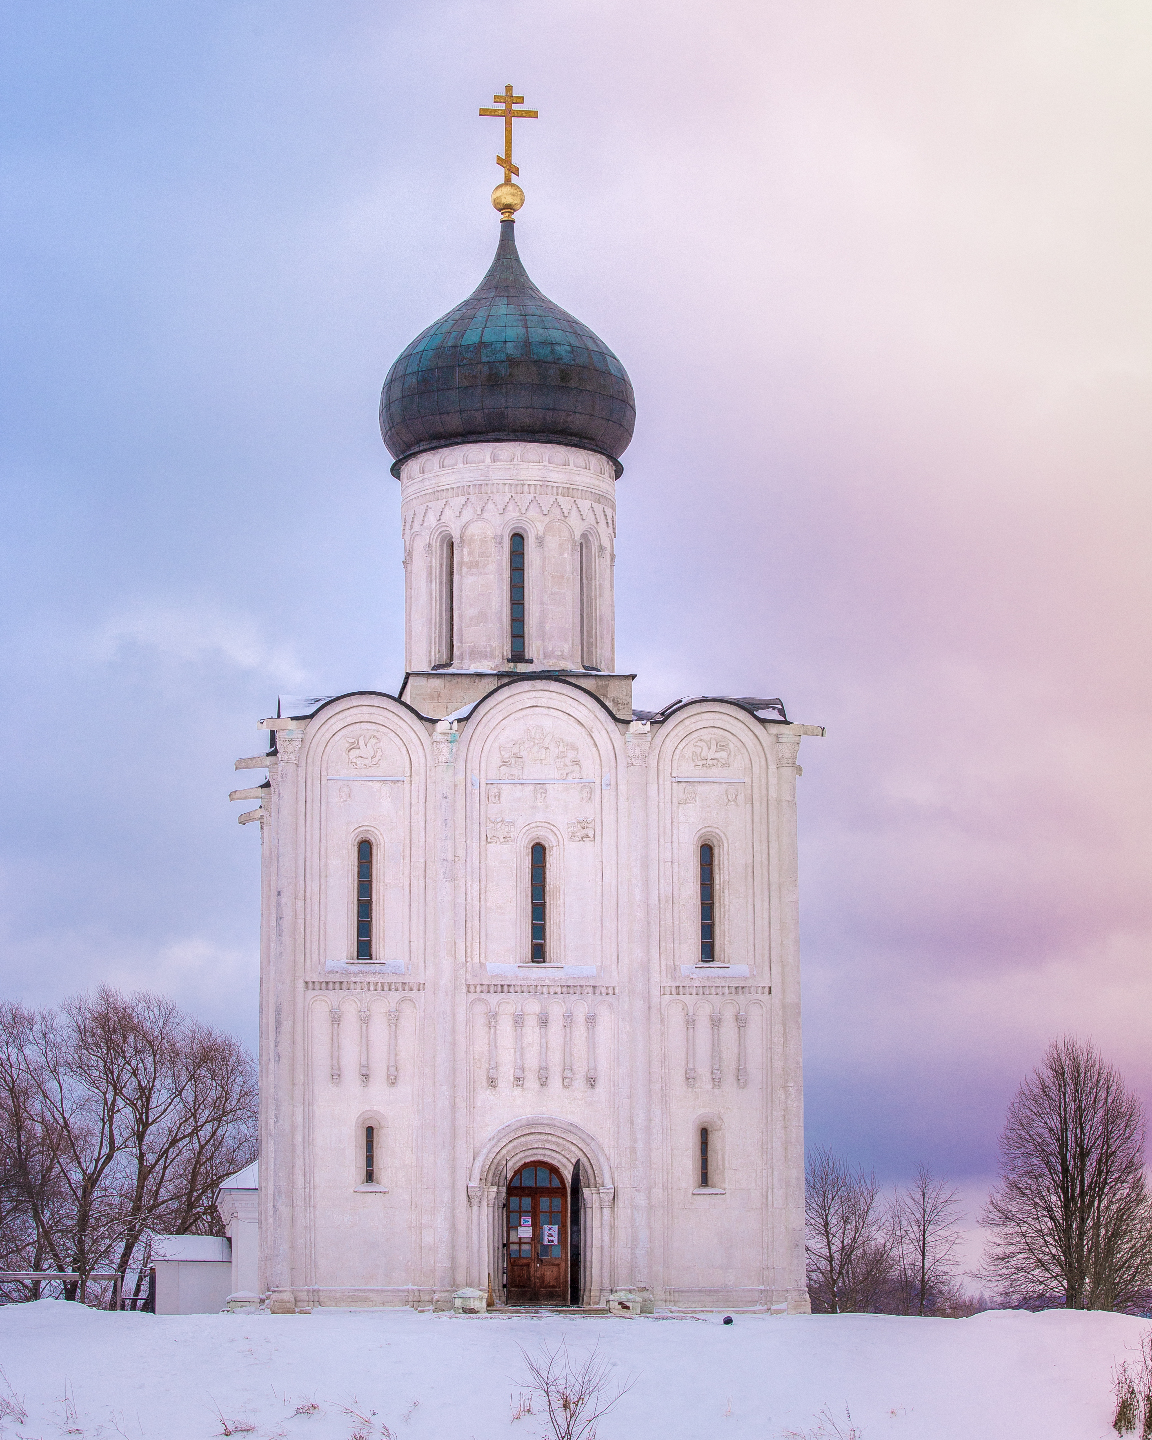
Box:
479 84 538 184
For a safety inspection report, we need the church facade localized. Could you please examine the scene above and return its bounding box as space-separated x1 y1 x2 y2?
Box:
233 203 819 1314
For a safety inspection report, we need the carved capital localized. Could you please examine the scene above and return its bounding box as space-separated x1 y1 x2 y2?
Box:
774 737 801 769
276 729 304 766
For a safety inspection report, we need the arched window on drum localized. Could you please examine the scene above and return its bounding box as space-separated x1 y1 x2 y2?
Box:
509 531 527 660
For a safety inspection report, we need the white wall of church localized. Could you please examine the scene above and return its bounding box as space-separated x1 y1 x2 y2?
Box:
251 443 814 1317
400 442 617 674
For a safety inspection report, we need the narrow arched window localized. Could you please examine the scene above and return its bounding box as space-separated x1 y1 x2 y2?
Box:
364 1125 375 1184
700 1126 710 1188
356 840 372 961
434 536 454 667
510 532 526 660
530 843 546 962
579 535 596 669
699 843 715 963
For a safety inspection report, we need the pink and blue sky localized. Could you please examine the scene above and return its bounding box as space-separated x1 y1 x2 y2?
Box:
2 2 1149 1222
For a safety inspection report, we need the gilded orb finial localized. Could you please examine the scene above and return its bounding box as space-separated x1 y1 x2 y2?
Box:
479 84 538 219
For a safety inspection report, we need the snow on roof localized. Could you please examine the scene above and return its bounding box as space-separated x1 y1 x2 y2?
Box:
149 1234 231 1263
217 1159 258 1192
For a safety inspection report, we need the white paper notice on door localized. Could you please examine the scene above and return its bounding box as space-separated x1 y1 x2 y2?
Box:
542 1225 558 1245
518 1220 532 1236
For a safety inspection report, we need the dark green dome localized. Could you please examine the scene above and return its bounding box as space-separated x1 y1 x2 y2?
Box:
380 220 636 477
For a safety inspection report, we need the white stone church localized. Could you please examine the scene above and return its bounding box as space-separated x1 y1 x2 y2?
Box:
228 192 820 1314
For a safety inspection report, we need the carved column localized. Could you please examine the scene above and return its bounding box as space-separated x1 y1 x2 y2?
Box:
466 1183 483 1290
736 1009 748 1088
685 1011 697 1087
329 1003 342 1086
597 1186 614 1304
537 1008 549 1087
562 1007 574 1088
585 1010 598 1088
386 1005 399 1086
486 1009 499 1088
358 1003 370 1086
513 1007 525 1087
711 1009 722 1089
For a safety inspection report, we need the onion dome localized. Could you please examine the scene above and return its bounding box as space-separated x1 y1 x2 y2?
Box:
380 220 636 477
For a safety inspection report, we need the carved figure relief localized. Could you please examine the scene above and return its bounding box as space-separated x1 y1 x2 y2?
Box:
494 726 583 781
486 818 514 844
346 733 384 770
486 785 502 805
336 784 352 804
725 786 740 805
533 785 548 806
580 783 593 802
568 818 595 842
677 783 697 805
688 734 732 769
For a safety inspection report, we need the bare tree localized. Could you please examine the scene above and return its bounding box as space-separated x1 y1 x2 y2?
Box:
519 1341 635 1440
805 1146 892 1313
0 988 257 1305
982 1036 1152 1310
888 1165 961 1316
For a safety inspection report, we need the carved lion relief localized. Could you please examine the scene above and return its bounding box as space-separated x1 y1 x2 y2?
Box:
346 733 385 770
687 734 732 770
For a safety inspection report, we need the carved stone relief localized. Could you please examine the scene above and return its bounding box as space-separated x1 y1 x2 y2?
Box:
688 734 732 770
346 733 384 770
568 819 595 842
486 818 514 844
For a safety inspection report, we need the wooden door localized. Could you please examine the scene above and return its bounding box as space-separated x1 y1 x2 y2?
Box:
506 1163 568 1304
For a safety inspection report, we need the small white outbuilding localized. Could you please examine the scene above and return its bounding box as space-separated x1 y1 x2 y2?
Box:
149 1233 232 1315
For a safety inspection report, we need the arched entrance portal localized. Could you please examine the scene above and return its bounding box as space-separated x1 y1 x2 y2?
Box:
506 1163 566 1304
468 1116 614 1308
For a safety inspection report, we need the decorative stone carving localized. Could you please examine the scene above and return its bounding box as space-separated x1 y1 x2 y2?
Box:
736 1010 748 1089
277 729 303 766
685 1012 696 1088
486 818 514 844
497 739 524 780
486 785 502 805
689 735 732 769
775 737 801 769
387 1006 399 1086
554 738 582 780
486 1010 498 1089
562 1007 574 1088
533 785 548 806
725 786 740 805
496 728 582 781
358 1003 370 1086
336 784 352 803
537 1010 549 1087
711 1011 722 1089
432 738 452 765
347 733 384 770
513 1008 525 1088
568 818 595 842
585 1011 598 1088
329 1003 341 1086
677 783 697 805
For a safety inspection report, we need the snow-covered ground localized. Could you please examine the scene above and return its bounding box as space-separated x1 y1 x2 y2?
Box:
0 1299 1146 1440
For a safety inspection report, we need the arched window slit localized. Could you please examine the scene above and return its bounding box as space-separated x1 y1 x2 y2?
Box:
510 532 526 660
530 843 546 963
700 843 715 963
700 1126 710 1188
365 1124 375 1185
356 840 372 961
